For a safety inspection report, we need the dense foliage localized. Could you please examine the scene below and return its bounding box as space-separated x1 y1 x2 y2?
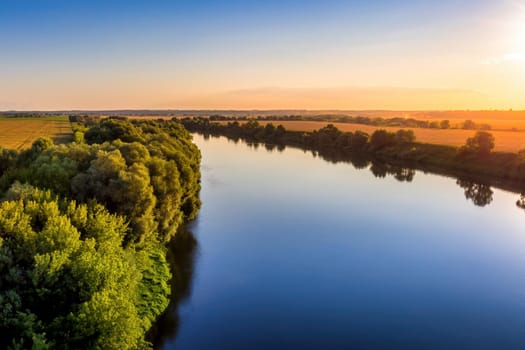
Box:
2 118 200 244
0 118 201 349
458 131 495 157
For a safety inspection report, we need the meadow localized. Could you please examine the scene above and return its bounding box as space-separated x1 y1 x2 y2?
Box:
0 117 73 150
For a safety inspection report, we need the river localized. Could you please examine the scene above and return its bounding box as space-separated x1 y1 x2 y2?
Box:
154 133 525 350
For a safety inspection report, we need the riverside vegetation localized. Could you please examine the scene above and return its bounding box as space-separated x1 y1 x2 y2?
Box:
205 113 491 130
0 117 201 349
180 118 525 193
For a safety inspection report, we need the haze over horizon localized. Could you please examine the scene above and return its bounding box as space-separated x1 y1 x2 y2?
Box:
1 0 525 110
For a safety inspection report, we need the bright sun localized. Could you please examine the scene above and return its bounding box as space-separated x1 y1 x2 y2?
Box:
516 18 525 51
519 22 525 51
507 18 525 60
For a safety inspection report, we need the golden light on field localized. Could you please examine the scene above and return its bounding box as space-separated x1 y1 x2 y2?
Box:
0 119 72 150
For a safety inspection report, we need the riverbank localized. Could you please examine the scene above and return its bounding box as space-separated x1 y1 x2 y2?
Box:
216 120 525 153
178 118 525 195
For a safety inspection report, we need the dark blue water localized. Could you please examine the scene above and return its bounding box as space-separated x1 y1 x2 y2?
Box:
157 134 525 350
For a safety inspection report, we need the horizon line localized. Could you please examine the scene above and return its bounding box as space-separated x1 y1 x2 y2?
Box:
2 108 525 113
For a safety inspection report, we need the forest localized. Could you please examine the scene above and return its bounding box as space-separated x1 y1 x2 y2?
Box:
0 118 201 349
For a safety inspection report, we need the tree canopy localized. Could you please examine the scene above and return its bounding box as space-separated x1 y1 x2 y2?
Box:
460 131 495 157
0 118 202 349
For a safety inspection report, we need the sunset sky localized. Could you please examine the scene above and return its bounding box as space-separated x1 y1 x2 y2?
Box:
1 0 525 110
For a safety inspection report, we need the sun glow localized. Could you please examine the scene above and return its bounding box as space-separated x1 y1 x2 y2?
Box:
512 17 525 55
504 52 525 61
487 17 525 64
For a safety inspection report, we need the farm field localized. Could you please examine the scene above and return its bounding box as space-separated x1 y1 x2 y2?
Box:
0 117 73 150
226 120 525 153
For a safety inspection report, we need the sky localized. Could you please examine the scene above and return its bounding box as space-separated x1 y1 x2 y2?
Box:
1 0 525 110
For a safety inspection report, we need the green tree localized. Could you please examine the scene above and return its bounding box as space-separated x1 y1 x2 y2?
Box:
0 119 201 349
440 120 450 129
0 185 170 349
71 149 157 243
369 129 396 151
30 137 54 154
462 119 476 130
395 129 416 144
350 131 369 150
460 131 495 157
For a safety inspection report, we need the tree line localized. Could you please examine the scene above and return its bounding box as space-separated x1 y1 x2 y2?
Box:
179 118 525 193
205 114 491 130
0 118 201 349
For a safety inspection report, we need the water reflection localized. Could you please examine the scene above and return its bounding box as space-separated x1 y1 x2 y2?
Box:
517 194 525 210
195 134 525 211
205 134 508 208
264 143 276 152
393 167 416 182
370 161 389 178
456 179 494 207
247 142 259 150
160 133 525 350
370 161 415 182
149 227 198 349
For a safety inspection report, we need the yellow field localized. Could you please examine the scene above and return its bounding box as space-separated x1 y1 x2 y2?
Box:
0 119 73 150
239 121 525 153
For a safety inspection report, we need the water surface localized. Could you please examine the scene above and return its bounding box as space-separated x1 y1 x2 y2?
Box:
157 134 525 350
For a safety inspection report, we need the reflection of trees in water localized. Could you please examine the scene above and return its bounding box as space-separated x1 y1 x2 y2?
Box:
370 161 388 178
205 134 521 209
247 142 260 150
393 167 415 182
370 161 415 182
456 179 494 207
220 136 417 182
264 143 276 152
517 194 525 210
148 227 198 349
297 147 415 182
246 142 284 153
349 154 371 170
215 135 518 207
307 147 372 170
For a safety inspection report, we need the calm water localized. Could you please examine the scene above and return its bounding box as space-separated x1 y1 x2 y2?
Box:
156 134 525 350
